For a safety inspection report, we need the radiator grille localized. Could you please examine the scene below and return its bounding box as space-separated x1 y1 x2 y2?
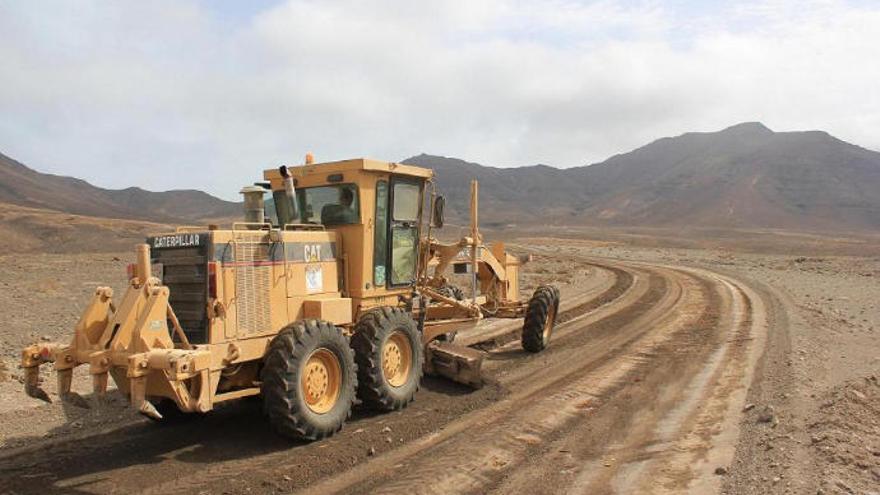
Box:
152 246 207 344
234 242 272 335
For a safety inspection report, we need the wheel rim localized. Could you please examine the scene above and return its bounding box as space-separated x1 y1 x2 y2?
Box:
542 304 557 343
382 330 413 388
301 348 342 414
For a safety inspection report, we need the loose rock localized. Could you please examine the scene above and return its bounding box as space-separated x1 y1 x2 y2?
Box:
757 405 775 423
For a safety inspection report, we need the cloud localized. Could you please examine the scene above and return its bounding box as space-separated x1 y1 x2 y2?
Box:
0 0 878 198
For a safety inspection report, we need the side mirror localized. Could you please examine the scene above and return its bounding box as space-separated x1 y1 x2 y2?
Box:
432 195 445 228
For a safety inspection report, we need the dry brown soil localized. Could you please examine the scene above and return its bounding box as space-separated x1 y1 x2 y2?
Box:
0 231 878 494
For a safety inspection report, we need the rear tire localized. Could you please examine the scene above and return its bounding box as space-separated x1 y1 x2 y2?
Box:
521 285 560 353
351 307 424 411
261 319 357 440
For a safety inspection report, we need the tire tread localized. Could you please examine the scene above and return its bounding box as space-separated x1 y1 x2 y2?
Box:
261 319 356 440
351 307 424 411
521 285 560 353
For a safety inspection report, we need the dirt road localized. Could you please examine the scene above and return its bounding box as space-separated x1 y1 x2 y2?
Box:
0 252 780 495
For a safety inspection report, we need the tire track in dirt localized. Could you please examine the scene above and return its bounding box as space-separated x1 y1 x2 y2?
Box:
459 262 628 349
0 256 771 495
0 259 631 495
304 259 767 495
475 255 769 495
302 264 703 495
640 271 768 494
141 261 652 495
148 262 647 495
502 248 771 495
548 270 765 494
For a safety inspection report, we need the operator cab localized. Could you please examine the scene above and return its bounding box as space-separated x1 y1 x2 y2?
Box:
262 158 434 306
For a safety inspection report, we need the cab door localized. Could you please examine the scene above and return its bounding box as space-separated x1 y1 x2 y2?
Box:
387 178 422 287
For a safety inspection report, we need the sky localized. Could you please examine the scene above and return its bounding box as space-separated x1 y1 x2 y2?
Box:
1 0 879 199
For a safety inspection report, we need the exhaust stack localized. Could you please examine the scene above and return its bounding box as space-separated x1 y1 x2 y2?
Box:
278 165 299 225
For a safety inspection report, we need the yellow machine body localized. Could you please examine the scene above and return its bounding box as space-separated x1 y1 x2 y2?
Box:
20 157 544 419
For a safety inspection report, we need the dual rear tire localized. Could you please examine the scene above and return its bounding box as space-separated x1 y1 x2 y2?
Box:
262 309 423 440
260 285 559 440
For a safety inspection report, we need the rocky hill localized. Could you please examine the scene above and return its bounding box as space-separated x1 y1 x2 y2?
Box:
405 122 880 231
0 152 239 223
3 121 878 234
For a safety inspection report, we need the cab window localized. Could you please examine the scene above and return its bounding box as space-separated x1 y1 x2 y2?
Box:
373 180 388 286
392 182 420 222
296 184 360 225
390 227 417 285
389 179 422 286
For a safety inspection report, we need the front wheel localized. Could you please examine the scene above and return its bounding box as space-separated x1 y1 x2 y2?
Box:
521 285 560 353
351 307 424 411
261 319 357 440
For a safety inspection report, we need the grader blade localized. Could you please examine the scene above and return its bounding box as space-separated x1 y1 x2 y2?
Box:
425 341 485 389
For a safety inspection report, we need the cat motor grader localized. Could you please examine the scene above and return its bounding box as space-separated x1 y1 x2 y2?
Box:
19 156 560 439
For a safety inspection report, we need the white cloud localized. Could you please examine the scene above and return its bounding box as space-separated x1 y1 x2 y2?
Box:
0 0 878 199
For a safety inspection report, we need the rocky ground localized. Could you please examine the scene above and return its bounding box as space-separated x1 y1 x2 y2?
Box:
0 232 877 494
527 237 880 494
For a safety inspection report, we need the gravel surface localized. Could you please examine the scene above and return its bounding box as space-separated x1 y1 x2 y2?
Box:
0 235 878 494
524 237 880 494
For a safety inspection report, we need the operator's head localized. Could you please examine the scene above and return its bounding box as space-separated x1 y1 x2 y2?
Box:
340 187 354 207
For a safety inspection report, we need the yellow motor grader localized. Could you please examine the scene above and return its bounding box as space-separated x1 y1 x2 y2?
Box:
20 156 560 440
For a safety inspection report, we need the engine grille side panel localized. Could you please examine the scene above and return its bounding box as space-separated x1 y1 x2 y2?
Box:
149 243 208 344
232 241 273 336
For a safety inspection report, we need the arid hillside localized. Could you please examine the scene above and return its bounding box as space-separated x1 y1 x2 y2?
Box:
0 202 168 253
405 123 880 232
0 152 238 223
3 122 879 240
571 122 880 230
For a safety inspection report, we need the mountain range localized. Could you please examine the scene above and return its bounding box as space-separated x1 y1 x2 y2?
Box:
405 122 880 231
2 122 879 240
0 152 239 223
